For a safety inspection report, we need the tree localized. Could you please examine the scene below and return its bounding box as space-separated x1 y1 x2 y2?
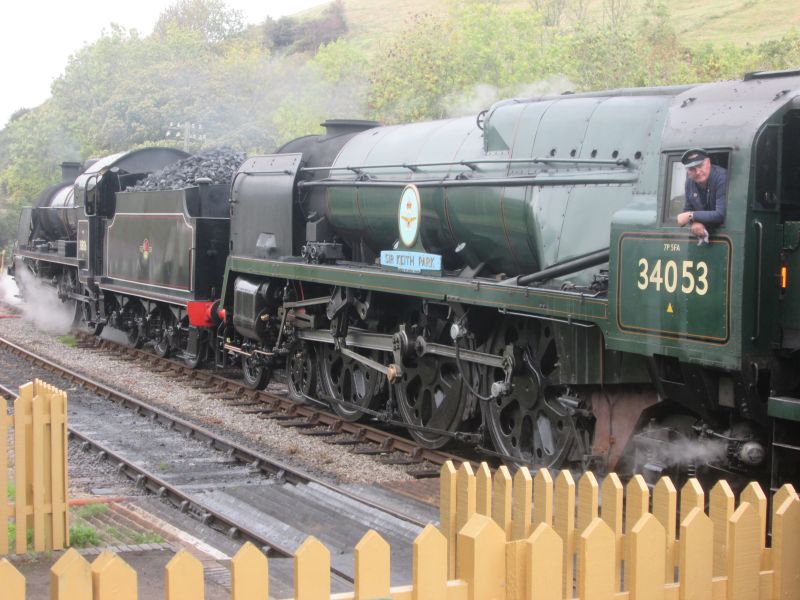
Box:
263 1 348 54
153 0 245 44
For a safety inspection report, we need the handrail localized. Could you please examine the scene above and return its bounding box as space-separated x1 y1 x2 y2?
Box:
300 156 630 173
751 220 763 341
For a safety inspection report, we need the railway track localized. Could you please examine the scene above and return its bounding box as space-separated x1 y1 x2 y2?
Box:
71 328 478 479
0 337 439 587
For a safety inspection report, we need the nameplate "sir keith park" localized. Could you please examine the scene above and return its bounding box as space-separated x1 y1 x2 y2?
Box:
380 250 442 275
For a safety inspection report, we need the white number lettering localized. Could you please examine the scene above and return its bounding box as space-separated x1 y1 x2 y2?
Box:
649 259 663 291
681 261 695 293
635 258 710 296
695 261 708 296
637 258 648 290
664 260 678 293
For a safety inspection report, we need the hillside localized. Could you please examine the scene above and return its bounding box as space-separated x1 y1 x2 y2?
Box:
299 0 799 49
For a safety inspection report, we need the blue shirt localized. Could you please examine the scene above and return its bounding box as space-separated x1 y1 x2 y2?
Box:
683 165 727 226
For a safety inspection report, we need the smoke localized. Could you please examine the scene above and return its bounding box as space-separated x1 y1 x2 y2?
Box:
445 74 577 118
0 273 21 306
640 436 727 472
11 269 75 335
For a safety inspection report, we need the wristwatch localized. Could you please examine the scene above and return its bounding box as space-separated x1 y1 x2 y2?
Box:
688 212 694 224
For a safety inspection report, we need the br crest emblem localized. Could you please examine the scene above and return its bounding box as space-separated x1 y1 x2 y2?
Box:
398 185 421 248
139 238 152 261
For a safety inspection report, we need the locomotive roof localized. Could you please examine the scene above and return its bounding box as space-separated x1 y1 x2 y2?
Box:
487 70 800 157
80 147 189 176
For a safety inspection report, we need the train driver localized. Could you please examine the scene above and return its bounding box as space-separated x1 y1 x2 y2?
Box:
676 148 727 244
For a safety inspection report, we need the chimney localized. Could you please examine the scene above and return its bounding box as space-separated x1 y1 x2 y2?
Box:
60 161 82 182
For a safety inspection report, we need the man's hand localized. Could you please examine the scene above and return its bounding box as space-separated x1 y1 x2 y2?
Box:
677 212 692 226
690 222 707 238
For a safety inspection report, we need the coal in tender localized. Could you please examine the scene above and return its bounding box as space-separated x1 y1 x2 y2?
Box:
127 147 247 191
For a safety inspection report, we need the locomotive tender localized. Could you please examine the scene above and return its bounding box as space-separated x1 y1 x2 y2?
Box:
13 70 800 488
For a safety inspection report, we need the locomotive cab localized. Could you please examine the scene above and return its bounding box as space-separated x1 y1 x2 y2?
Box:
606 70 800 487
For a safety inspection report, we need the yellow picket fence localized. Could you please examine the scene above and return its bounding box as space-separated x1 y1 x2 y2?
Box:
1 379 69 555
2 460 800 599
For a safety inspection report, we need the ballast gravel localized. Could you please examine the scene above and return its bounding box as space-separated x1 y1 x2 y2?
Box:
0 296 413 486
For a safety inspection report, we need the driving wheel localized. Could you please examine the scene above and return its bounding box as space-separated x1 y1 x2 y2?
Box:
286 341 317 403
317 344 386 421
482 318 583 469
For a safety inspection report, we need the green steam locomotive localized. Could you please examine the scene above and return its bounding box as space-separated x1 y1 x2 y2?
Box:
14 69 800 488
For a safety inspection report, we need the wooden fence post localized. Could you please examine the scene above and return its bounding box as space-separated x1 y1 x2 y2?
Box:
532 468 553 528
601 472 624 587
0 397 8 555
577 472 599 534
772 495 800 600
625 474 649 592
512 467 532 541
440 461 457 579
554 470 575 600
457 462 477 541
165 549 204 600
626 475 649 533
14 382 33 554
354 530 390 600
527 523 562 600
92 550 137 600
458 514 507 600
477 462 492 517
679 507 713 600
628 514 666 600
578 518 615 600
726 502 760 600
653 477 676 582
413 524 448 600
31 381 45 552
708 479 734 579
49 386 68 551
680 479 704 525
506 539 528 600
295 536 330 600
50 547 91 600
231 542 268 600
0 558 25 600
771 484 797 526
740 482 767 569
492 466 513 538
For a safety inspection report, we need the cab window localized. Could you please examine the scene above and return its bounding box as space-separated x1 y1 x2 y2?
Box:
663 151 730 223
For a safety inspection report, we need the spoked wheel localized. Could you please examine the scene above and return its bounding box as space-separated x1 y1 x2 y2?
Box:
318 344 386 421
242 354 270 390
482 318 586 469
152 309 176 358
124 301 146 348
394 347 472 449
286 341 317 404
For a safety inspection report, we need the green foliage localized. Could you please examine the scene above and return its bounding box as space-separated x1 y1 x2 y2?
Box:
57 335 78 347
75 502 109 518
7 523 33 550
264 1 348 53
132 530 165 544
6 482 14 499
153 0 245 44
69 524 100 548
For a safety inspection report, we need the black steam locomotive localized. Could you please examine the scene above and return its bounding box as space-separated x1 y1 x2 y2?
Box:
13 70 800 489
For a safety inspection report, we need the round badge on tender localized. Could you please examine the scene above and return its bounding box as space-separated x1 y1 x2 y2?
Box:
398 185 421 248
